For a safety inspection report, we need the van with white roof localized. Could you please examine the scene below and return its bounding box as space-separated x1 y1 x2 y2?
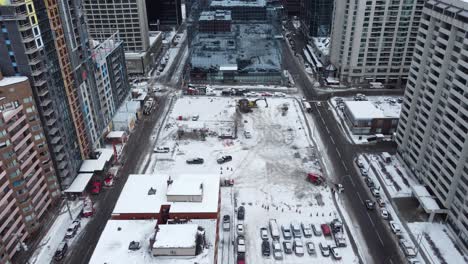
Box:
269 219 280 239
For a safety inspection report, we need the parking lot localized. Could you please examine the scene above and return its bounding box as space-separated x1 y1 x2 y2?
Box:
145 96 358 263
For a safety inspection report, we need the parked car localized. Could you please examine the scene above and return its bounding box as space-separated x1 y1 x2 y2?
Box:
186 158 204 164
54 242 68 261
223 215 230 231
82 197 94 217
91 181 101 195
360 168 368 176
377 198 386 207
321 224 332 237
355 158 364 168
103 176 114 187
291 222 302 238
237 235 246 254
237 206 245 220
217 155 232 164
262 240 271 256
260 227 269 240
154 146 170 153
365 199 375 210
319 242 330 257
371 187 381 197
306 242 316 255
272 240 283 260
365 177 375 187
381 208 389 220
273 92 286 97
389 221 401 234
301 223 313 238
312 224 322 236
281 225 292 239
65 220 80 239
283 241 293 254
245 92 259 97
243 131 252 139
237 224 244 235
293 239 304 256
330 247 342 260
237 253 246 264
261 92 273 97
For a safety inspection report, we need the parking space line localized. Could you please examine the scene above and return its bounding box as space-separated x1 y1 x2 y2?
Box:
330 137 335 144
337 151 342 158
356 192 363 203
367 212 375 227
375 230 385 247
325 126 331 133
342 162 348 171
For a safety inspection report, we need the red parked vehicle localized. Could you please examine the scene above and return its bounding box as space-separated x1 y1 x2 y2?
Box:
307 173 324 185
321 224 332 237
91 181 102 194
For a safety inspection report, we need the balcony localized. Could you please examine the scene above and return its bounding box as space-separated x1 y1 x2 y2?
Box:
48 127 58 136
24 45 42 55
28 57 41 65
10 0 26 6
58 161 67 170
43 108 54 117
11 124 29 142
46 118 56 127
13 133 31 152
7 114 26 132
50 136 61 144
31 67 45 77
21 34 35 43
18 22 32 31
34 79 47 87
40 99 52 107
55 153 65 161
53 144 63 153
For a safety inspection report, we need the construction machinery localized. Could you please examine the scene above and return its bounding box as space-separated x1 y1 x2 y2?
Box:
238 98 268 113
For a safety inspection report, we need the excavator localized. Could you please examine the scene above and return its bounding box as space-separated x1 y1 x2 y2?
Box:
237 98 268 113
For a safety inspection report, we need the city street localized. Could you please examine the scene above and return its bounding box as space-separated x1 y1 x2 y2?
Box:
281 26 406 263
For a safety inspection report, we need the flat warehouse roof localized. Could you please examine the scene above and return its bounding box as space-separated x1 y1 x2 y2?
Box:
64 173 93 193
153 224 198 249
112 174 220 215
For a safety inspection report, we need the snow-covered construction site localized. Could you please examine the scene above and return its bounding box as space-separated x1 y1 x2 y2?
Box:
138 96 359 263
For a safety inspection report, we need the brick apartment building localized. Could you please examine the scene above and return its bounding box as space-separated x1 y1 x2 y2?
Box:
0 71 59 263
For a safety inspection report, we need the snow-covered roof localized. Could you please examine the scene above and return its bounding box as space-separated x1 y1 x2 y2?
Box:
149 31 162 46
79 148 114 173
64 173 94 193
312 37 330 56
167 178 204 196
344 101 384 120
0 76 28 87
412 185 441 212
112 174 220 215
107 131 126 139
89 220 157 264
153 224 198 249
89 219 217 264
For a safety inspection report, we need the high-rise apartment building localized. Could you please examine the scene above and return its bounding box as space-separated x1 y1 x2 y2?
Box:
329 0 425 87
82 0 161 76
301 0 334 37
0 0 91 187
0 71 59 263
146 0 182 30
396 0 468 251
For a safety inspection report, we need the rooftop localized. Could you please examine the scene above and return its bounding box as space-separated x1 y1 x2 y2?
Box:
112 174 220 215
89 220 157 264
89 219 216 264
64 173 94 193
166 178 204 196
199 10 232 21
153 224 198 249
0 76 28 87
344 100 401 120
210 0 266 7
79 148 114 173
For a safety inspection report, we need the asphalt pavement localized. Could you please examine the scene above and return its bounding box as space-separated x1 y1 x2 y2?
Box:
64 95 168 264
281 28 406 263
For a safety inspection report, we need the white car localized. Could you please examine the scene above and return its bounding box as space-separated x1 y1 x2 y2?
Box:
371 188 381 197
319 242 330 257
274 92 286 97
293 239 304 256
301 223 313 238
272 240 283 260
381 208 389 219
237 224 244 235
154 146 170 153
245 92 259 97
389 221 401 234
330 247 342 260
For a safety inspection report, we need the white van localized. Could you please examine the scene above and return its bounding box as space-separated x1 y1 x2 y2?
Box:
154 146 170 153
269 219 280 239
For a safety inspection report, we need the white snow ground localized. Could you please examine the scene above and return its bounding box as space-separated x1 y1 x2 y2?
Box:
407 222 466 264
144 96 359 263
29 200 91 264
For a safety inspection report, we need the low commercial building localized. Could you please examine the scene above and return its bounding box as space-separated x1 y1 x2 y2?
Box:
151 224 198 256
111 174 220 221
0 72 59 262
199 10 232 33
343 101 400 135
89 219 217 264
